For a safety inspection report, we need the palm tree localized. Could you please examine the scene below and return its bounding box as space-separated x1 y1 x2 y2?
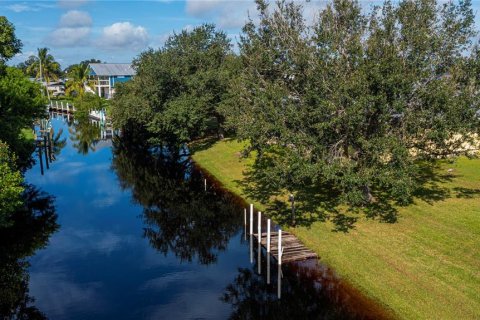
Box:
27 48 61 99
65 64 95 97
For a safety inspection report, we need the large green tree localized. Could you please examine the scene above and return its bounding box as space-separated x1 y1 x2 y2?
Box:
222 0 480 223
65 63 95 97
111 24 235 153
27 47 62 98
0 142 23 227
0 67 46 167
0 16 22 65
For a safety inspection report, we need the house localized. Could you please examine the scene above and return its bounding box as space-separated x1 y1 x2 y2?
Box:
88 63 135 99
29 78 66 97
46 80 66 97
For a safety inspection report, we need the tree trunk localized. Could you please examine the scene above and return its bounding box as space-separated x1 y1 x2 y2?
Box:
363 184 373 203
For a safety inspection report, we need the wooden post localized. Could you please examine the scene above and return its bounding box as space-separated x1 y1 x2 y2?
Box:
267 219 271 253
61 101 64 111
43 136 49 169
204 178 207 191
257 211 261 243
257 242 261 275
249 234 253 264
277 264 282 299
48 132 53 163
38 143 44 175
278 229 282 265
249 204 253 235
267 252 271 284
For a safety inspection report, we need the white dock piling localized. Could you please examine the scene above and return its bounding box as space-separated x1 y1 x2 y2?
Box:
278 229 282 265
257 211 261 243
267 219 271 253
249 204 253 235
249 234 253 264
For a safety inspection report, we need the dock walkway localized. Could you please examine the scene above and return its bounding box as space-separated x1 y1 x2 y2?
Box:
253 231 317 263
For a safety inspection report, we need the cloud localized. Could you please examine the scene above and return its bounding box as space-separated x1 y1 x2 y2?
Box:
97 22 149 51
6 3 40 12
46 10 92 47
57 0 90 8
185 0 256 29
59 9 93 27
184 0 330 29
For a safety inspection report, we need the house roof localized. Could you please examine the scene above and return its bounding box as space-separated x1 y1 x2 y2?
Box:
88 63 135 76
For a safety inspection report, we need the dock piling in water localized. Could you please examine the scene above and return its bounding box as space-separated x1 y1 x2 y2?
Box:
267 219 271 253
249 204 253 235
278 229 282 265
258 211 261 243
43 136 49 169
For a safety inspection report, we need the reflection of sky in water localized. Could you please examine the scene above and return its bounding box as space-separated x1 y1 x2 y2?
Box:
24 118 249 319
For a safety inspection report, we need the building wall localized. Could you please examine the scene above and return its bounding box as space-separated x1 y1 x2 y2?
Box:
110 75 133 88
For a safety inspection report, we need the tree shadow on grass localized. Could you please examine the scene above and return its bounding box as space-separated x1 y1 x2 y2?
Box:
234 157 477 232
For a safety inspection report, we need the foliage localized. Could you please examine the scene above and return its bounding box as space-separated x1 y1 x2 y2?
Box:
26 48 62 88
73 92 107 114
16 55 37 78
0 16 22 65
112 128 242 265
0 142 24 227
0 184 58 319
193 137 480 319
65 63 95 97
64 58 101 74
68 116 101 155
111 24 236 154
221 0 480 221
0 67 46 168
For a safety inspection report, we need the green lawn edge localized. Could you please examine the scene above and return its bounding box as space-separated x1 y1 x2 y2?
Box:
191 138 480 320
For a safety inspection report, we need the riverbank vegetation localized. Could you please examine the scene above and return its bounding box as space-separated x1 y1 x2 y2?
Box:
192 138 480 319
112 0 480 225
109 0 480 318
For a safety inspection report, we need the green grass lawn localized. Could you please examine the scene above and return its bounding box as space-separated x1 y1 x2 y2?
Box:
191 138 480 320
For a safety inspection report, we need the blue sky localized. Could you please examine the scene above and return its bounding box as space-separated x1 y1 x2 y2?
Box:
2 0 480 69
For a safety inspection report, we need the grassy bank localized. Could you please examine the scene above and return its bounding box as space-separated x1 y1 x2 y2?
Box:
192 138 480 320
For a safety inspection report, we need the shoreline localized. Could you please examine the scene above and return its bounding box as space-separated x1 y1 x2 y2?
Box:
191 159 396 319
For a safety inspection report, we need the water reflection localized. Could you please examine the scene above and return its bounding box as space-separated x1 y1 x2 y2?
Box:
224 246 390 320
0 185 59 319
68 115 102 155
112 129 243 265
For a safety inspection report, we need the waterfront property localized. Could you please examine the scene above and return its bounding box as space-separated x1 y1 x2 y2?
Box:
88 63 135 99
192 138 480 320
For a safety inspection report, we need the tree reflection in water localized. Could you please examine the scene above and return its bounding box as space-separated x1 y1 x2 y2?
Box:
112 128 391 319
0 185 59 319
112 128 244 265
68 115 101 155
223 247 390 320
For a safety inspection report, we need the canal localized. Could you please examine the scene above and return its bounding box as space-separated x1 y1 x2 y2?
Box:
2 114 389 319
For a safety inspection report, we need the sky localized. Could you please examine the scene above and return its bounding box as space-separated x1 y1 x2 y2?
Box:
2 0 480 69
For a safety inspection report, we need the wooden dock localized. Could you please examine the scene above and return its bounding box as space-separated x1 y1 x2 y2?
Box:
254 231 317 263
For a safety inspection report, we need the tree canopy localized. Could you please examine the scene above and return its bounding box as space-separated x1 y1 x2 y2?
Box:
110 0 480 224
220 0 480 221
0 16 22 65
111 24 236 153
0 67 46 168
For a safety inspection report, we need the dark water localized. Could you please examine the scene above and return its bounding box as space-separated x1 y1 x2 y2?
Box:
1 115 390 319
